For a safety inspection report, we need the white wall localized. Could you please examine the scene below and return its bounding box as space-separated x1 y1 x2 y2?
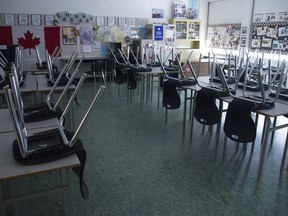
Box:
1 0 287 55
254 0 288 14
0 0 181 24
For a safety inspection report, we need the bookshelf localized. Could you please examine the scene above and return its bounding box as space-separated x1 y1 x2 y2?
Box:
169 19 201 49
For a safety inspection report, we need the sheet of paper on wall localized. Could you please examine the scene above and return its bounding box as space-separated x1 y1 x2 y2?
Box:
93 42 101 51
83 44 92 53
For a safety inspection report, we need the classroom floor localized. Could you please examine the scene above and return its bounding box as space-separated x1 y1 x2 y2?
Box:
3 79 288 216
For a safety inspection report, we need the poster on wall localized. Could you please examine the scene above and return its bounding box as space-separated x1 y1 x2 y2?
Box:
249 21 288 54
173 2 186 18
154 25 164 41
206 23 241 50
152 8 164 19
187 0 198 19
62 26 78 45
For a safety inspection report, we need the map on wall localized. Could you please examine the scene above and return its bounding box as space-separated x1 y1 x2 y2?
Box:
206 23 241 50
249 21 288 55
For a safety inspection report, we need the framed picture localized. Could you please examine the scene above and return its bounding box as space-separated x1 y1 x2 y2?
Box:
138 18 146 27
279 12 288 21
62 26 78 45
152 8 164 19
241 26 248 35
128 17 136 27
45 15 54 25
4 14 15 25
96 16 105 26
18 14 28 25
265 13 276 22
118 17 126 27
187 0 198 19
240 37 246 47
253 13 264 22
31 14 41 25
262 38 272 48
278 26 288 37
107 16 116 26
173 2 187 18
251 39 261 48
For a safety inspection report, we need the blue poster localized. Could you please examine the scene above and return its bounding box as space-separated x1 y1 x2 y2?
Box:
154 25 163 41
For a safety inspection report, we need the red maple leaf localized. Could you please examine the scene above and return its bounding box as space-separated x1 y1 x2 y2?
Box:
18 30 41 54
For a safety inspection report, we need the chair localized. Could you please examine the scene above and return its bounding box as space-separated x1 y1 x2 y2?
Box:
87 60 106 87
105 59 116 83
4 74 106 199
222 59 280 157
9 54 82 123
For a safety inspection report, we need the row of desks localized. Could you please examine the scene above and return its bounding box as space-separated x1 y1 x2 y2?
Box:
179 77 288 181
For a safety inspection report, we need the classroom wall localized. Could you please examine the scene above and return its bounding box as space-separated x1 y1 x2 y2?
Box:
1 0 287 54
0 0 181 24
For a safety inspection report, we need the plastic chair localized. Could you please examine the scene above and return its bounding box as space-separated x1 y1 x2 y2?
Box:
105 59 116 83
87 60 106 87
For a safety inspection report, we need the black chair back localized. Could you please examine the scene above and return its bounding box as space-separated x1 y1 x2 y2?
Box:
224 98 256 143
162 79 181 109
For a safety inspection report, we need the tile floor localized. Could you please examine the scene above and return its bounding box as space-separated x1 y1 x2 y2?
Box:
2 80 288 216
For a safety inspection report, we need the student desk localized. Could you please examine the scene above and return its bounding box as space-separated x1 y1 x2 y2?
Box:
23 61 49 75
0 131 80 216
137 67 179 112
0 109 59 134
182 78 288 181
0 74 38 108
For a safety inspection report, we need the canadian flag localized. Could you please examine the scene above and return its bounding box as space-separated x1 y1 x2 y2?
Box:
0 26 60 61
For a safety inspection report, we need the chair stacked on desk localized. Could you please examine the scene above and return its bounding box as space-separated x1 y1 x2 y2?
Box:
187 50 288 175
158 50 200 129
0 46 26 89
3 62 106 200
110 46 152 102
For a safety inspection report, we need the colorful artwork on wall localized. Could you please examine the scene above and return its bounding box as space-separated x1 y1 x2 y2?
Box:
249 21 288 54
187 0 198 19
206 23 241 50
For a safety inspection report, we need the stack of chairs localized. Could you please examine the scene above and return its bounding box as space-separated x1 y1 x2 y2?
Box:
4 63 106 199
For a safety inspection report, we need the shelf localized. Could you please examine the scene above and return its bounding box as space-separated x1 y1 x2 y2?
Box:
169 18 201 49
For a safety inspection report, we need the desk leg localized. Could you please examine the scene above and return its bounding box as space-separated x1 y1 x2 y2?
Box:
0 183 6 216
280 131 288 173
157 74 161 110
183 89 187 137
140 74 144 112
257 116 271 181
150 75 153 102
189 92 197 141
215 100 223 155
146 75 150 103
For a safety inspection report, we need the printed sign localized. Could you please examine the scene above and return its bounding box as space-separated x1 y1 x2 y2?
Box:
154 25 163 41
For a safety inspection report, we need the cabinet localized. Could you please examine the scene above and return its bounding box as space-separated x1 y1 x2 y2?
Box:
169 19 201 49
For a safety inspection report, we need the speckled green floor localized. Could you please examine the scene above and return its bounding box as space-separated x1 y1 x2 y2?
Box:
72 81 288 216
3 80 288 216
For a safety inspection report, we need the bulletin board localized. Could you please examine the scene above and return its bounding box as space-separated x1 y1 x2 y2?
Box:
249 21 288 55
206 23 241 50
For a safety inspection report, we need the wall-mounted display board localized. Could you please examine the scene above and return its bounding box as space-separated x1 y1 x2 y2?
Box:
249 21 288 55
0 11 149 59
206 23 241 50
